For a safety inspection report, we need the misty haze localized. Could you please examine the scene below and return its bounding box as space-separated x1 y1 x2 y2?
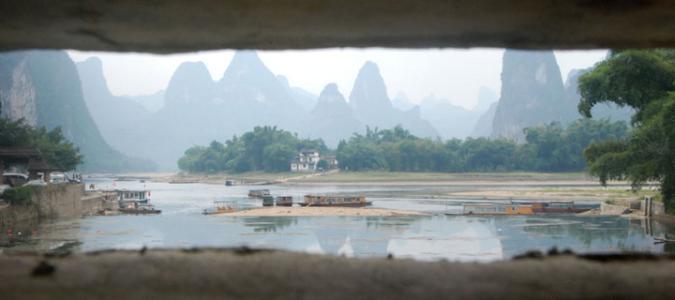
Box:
0 47 671 264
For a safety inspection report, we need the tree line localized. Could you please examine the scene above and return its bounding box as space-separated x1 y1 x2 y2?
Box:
179 119 628 174
178 126 327 173
336 120 628 172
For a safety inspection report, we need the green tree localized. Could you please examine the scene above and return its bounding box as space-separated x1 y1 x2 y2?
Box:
0 118 82 170
578 50 675 211
263 144 295 172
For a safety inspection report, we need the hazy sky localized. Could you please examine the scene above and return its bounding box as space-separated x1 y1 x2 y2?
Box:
68 48 607 110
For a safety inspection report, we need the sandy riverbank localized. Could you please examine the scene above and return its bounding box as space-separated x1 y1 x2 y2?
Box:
445 187 658 202
219 207 426 217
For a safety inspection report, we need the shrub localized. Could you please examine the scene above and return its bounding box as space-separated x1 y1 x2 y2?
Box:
2 186 35 206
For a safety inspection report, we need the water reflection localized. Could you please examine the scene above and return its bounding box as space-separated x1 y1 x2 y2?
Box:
1 179 674 261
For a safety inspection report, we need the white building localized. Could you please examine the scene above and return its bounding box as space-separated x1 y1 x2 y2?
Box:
290 149 321 172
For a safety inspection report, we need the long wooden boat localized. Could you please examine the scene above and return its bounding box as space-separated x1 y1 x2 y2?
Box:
299 195 371 207
463 203 534 215
249 189 271 198
513 201 600 214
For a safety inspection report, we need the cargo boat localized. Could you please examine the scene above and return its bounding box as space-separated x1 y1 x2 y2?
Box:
248 189 271 198
513 201 600 213
462 203 534 215
262 195 274 206
275 196 293 207
299 195 371 207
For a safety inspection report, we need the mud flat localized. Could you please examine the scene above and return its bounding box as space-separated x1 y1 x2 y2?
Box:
221 207 426 217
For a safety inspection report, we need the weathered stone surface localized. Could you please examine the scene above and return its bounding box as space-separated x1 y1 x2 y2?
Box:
1 249 675 299
0 60 37 126
491 50 568 140
2 1 675 52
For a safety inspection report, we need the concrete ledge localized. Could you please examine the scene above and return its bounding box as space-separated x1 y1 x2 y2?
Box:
2 249 675 299
3 1 675 52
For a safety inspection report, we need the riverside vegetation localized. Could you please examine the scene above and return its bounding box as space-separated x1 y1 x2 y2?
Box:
178 118 627 174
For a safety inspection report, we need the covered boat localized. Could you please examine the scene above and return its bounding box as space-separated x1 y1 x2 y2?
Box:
275 196 293 207
248 189 271 198
203 201 235 215
299 195 371 207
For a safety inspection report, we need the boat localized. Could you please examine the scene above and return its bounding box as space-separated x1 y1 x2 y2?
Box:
203 201 235 215
112 189 161 214
513 201 600 213
114 189 150 204
118 201 161 214
262 195 274 206
299 195 371 207
248 189 271 198
275 196 293 207
462 203 534 215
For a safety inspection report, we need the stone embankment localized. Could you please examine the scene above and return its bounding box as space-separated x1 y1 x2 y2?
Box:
0 184 114 227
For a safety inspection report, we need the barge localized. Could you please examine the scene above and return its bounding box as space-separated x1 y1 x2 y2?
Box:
275 196 293 207
262 195 274 206
463 203 534 215
248 189 271 198
299 195 371 207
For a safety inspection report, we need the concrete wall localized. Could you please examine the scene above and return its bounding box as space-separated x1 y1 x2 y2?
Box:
0 183 109 227
33 184 84 219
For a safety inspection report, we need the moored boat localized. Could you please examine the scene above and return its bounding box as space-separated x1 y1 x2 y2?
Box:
203 201 235 215
118 202 161 214
262 195 274 206
462 203 533 215
299 195 371 207
513 201 600 213
248 189 271 198
275 196 293 207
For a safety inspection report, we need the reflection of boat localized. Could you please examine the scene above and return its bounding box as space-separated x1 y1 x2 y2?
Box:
248 189 270 198
299 195 371 207
275 196 293 207
262 195 274 206
203 201 235 215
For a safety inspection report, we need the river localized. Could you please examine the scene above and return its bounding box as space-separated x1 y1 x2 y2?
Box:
2 178 674 261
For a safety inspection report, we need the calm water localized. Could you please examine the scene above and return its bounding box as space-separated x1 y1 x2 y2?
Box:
2 179 674 261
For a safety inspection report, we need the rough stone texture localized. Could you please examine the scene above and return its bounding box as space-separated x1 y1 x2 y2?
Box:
0 60 37 126
1 250 675 299
2 1 675 52
0 184 95 226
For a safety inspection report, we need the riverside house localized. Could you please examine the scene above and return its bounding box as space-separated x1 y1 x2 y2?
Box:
290 149 321 172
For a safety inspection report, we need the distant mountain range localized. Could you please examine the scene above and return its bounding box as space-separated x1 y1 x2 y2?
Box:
0 50 155 172
1 49 631 172
489 50 632 141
